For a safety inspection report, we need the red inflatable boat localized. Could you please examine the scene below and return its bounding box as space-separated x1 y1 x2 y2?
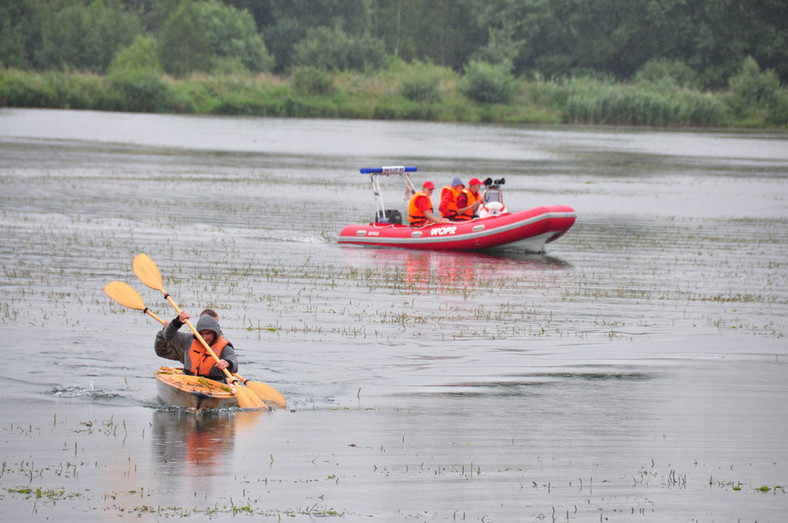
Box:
338 166 576 252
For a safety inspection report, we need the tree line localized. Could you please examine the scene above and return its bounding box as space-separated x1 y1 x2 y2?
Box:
2 0 786 87
1 0 786 127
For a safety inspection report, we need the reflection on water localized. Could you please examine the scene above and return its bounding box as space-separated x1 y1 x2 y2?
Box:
340 246 570 295
430 369 654 398
152 409 264 475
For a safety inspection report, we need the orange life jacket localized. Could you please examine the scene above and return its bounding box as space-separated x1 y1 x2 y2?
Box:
454 189 481 221
408 192 433 226
439 185 459 219
185 336 229 378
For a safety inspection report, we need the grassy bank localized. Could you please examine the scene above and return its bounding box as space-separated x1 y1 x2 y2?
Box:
1 67 786 128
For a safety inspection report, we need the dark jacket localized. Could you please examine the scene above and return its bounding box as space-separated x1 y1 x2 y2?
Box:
154 329 183 362
162 315 239 381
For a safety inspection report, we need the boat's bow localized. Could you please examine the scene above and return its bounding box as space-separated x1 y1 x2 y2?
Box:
155 367 239 411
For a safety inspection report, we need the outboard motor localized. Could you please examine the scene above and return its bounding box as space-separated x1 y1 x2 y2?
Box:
375 209 402 224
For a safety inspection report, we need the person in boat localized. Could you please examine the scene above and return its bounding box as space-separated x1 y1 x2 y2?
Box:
454 177 483 221
439 177 464 220
154 308 219 362
160 310 238 383
408 181 448 227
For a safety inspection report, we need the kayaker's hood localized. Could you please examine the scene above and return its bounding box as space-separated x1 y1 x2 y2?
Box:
194 314 221 340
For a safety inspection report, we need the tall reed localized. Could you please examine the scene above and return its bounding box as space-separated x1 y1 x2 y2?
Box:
562 78 727 127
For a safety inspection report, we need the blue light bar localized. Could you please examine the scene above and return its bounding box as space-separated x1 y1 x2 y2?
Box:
360 166 418 174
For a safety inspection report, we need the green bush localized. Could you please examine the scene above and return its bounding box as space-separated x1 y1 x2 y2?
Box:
400 75 441 102
0 69 117 110
0 69 57 107
158 0 210 76
107 33 168 112
292 26 353 72
460 60 514 104
209 57 254 77
37 0 141 73
766 89 788 127
346 34 387 72
292 66 334 96
55 72 117 110
471 23 522 70
398 62 447 103
199 0 273 73
109 69 170 112
158 0 272 77
372 103 397 119
109 35 161 74
635 58 699 89
727 56 781 118
292 26 385 72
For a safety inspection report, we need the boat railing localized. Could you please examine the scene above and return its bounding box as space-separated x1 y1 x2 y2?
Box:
361 166 417 224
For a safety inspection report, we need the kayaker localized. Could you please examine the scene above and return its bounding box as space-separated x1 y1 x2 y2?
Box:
154 309 219 362
454 177 483 221
408 181 447 227
161 310 239 383
439 177 464 220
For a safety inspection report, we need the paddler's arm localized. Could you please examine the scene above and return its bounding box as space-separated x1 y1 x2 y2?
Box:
218 343 238 374
154 327 185 362
162 312 192 353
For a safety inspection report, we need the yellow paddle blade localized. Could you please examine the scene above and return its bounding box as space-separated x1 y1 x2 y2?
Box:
104 281 146 310
132 253 164 292
235 385 268 410
245 381 286 409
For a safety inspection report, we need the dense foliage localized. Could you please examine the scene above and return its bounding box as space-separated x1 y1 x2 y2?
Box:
1 0 786 127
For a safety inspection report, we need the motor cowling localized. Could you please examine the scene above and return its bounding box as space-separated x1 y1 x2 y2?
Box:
375 209 402 224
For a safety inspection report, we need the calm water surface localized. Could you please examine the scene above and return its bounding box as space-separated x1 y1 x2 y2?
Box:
0 108 786 521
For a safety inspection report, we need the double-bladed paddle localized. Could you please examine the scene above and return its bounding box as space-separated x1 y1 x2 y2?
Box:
104 280 167 324
130 253 269 410
232 374 286 409
104 279 287 409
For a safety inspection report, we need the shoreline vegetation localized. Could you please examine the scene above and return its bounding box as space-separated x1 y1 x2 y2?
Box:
3 1 786 129
2 64 786 129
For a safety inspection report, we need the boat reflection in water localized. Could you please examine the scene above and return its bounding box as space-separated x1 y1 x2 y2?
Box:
341 246 571 295
152 409 263 476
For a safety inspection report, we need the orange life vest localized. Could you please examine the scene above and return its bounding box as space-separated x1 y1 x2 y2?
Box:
454 189 481 221
408 192 433 226
439 185 459 219
185 336 229 378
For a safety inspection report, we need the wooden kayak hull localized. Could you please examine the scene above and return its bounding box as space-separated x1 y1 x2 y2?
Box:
155 367 238 411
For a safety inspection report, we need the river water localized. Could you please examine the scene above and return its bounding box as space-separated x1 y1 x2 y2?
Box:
0 108 786 521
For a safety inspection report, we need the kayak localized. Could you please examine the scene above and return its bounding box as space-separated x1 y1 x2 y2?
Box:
338 166 575 252
155 367 238 411
338 204 576 251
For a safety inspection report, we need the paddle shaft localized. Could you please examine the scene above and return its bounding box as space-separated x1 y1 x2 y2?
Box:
145 309 166 325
